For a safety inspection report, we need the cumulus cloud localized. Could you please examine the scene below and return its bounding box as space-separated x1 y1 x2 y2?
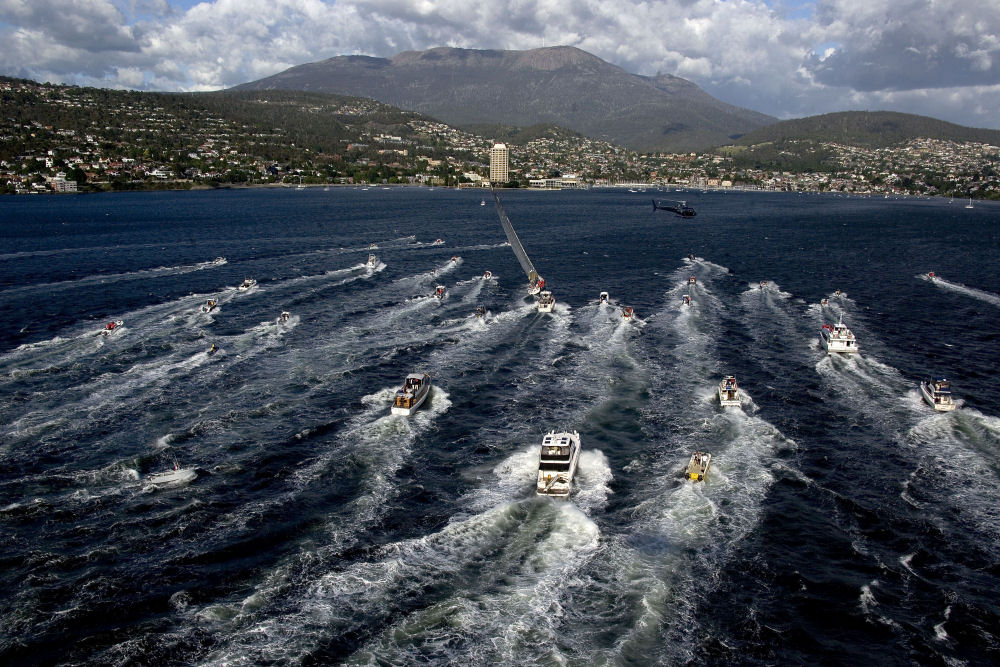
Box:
804 0 1000 91
0 0 997 131
0 0 140 51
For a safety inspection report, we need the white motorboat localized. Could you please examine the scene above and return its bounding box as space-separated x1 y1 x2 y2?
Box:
483 270 493 280
101 320 124 336
820 298 829 306
536 431 581 498
759 280 768 289
689 275 697 284
622 306 634 319
682 294 691 306
537 290 555 312
821 314 859 354
238 278 257 291
369 242 378 249
718 375 741 406
599 291 609 304
475 305 486 318
276 311 290 324
391 372 432 416
433 285 446 299
920 378 956 412
366 254 378 268
450 255 459 263
202 299 218 313
685 452 711 482
147 464 197 488
481 199 486 206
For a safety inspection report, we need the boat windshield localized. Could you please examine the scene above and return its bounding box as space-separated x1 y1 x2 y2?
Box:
539 460 571 472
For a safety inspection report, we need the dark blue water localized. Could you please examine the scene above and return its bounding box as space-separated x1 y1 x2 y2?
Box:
1 188 998 665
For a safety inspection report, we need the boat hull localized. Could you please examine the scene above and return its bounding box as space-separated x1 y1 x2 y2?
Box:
920 382 956 412
685 453 711 482
391 377 431 416
536 432 581 498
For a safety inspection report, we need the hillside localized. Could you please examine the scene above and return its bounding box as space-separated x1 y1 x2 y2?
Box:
233 46 776 153
730 111 1000 148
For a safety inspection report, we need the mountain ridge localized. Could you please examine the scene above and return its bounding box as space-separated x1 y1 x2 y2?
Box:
234 45 776 152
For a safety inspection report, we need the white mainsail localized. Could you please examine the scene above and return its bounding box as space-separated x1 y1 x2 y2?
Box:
490 187 540 286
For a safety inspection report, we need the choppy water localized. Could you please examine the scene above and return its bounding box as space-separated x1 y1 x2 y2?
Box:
1 188 998 665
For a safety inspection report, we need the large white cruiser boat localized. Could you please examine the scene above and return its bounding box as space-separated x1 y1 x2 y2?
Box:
238 278 257 291
821 314 859 354
718 375 741 406
537 290 555 312
920 378 956 412
685 452 711 482
536 431 581 498
391 373 432 416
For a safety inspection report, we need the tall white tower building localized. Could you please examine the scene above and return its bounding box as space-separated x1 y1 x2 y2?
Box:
490 143 508 185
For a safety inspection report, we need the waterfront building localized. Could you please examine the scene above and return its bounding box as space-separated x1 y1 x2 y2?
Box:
490 142 508 185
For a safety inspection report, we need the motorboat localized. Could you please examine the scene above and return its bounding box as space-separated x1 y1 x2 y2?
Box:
536 431 581 498
759 280 768 289
102 320 124 335
366 254 378 268
599 291 609 304
207 343 218 356
276 311 290 324
146 464 197 488
202 299 218 313
451 255 459 262
483 270 493 280
834 289 843 297
689 276 697 284
432 238 444 245
718 375 741 406
391 372 432 416
481 199 486 206
820 298 829 306
537 290 555 313
622 306 634 319
475 305 486 318
927 272 936 280
682 294 691 306
434 285 446 299
920 378 956 412
369 242 378 249
821 314 859 354
238 278 257 291
685 452 711 482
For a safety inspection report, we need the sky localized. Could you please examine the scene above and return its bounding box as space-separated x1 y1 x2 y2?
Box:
1 0 998 131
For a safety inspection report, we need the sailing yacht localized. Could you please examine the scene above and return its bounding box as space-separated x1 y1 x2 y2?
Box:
490 187 546 295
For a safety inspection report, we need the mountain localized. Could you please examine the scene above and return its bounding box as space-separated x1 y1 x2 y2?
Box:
729 111 1000 148
233 46 775 153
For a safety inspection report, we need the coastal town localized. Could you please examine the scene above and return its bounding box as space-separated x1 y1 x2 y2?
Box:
2 77 998 199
